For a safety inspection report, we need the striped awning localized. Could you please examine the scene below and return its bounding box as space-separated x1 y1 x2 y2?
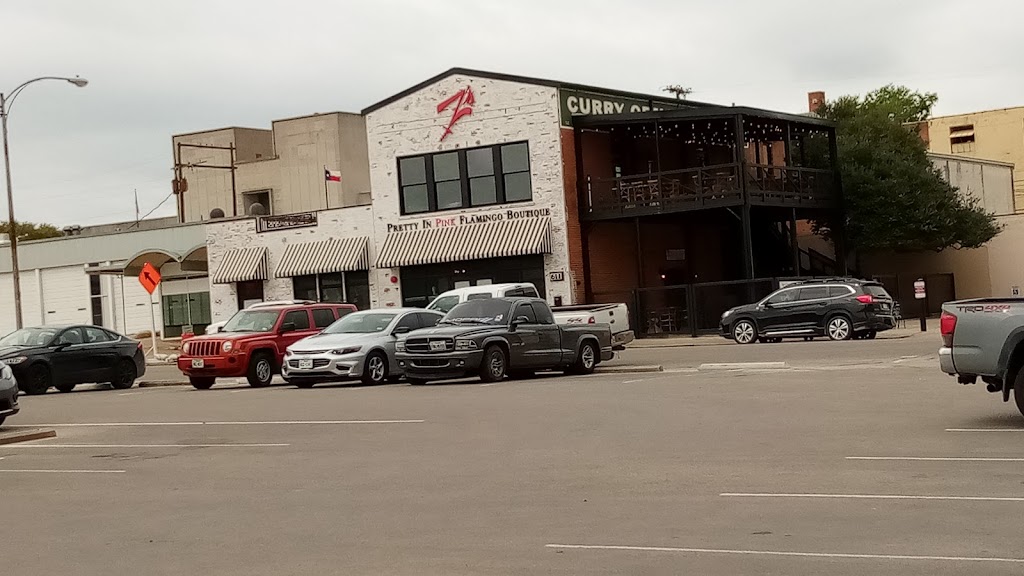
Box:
377 217 551 268
275 236 369 278
211 247 268 284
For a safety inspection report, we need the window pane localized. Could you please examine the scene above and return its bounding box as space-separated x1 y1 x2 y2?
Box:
798 286 829 300
402 184 429 213
433 152 460 181
292 275 318 301
516 303 538 323
319 273 344 303
312 308 335 329
396 314 420 330
501 143 529 173
503 172 532 202
467 148 494 177
436 181 464 210
344 271 370 310
399 157 426 185
418 312 442 328
828 286 851 298
470 176 497 206
84 327 111 343
284 310 311 330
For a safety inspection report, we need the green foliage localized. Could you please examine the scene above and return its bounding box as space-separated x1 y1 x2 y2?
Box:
814 85 1001 253
0 220 63 241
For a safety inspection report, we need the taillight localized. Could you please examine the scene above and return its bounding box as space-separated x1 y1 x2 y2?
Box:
588 316 595 324
856 294 874 304
940 311 957 347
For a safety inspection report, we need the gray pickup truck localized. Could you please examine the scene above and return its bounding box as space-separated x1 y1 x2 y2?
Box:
938 298 1024 416
396 297 614 385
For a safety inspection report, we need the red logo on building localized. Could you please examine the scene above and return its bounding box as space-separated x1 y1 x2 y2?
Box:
437 86 475 141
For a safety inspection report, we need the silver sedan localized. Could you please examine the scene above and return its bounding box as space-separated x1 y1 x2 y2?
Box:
282 308 444 387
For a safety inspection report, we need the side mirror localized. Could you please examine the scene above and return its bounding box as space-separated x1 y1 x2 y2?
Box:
53 343 69 352
280 322 297 333
394 326 411 335
216 326 224 333
762 302 773 309
511 315 530 328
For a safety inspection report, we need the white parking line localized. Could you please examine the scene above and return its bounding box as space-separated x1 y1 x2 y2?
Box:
0 469 126 474
6 443 290 448
622 379 645 384
947 428 1024 432
4 420 424 428
720 492 1024 502
545 544 1024 564
848 456 1024 462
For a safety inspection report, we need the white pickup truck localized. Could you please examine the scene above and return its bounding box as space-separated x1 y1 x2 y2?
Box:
425 283 635 349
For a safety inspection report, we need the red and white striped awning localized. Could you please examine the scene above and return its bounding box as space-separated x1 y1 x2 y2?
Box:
376 217 551 268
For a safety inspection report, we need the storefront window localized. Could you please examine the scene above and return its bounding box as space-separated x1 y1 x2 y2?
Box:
345 271 370 310
319 273 345 303
292 275 319 302
292 271 370 310
397 141 532 215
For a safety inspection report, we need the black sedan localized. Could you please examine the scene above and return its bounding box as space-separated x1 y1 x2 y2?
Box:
0 325 147 395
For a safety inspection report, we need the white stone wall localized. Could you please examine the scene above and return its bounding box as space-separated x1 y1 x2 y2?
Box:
365 73 571 307
204 205 377 322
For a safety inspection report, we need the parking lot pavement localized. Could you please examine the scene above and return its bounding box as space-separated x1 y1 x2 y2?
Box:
4 338 1022 575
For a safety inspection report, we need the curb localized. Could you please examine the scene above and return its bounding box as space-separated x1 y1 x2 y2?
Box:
699 362 788 370
138 380 190 388
0 428 57 445
595 365 664 374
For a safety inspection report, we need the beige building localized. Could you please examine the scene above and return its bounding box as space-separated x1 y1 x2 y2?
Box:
916 106 1024 210
172 112 372 223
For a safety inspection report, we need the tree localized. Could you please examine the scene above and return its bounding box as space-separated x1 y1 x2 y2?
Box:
662 85 693 100
0 221 63 241
813 85 1001 254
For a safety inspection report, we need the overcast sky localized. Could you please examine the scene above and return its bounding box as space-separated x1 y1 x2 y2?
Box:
2 0 1021 228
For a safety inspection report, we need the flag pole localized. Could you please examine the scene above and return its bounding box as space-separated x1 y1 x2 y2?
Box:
324 165 330 210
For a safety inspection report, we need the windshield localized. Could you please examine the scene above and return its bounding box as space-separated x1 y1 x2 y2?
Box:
323 313 396 334
222 310 280 333
443 299 512 326
0 327 59 347
427 295 460 313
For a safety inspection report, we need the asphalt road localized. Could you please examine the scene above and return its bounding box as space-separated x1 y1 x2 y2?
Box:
4 335 1024 575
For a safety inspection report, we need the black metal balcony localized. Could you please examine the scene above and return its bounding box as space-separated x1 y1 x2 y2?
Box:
585 164 743 219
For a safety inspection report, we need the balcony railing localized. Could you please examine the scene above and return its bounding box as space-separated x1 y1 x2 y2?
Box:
745 164 834 207
586 163 743 218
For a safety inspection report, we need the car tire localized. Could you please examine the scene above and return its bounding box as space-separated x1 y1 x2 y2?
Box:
190 377 215 390
247 353 274 388
408 378 429 386
0 416 5 427
1014 369 1024 418
110 359 137 390
732 320 757 345
826 315 853 341
479 345 507 383
55 383 76 393
571 341 598 375
361 351 388 386
865 331 877 340
24 364 51 395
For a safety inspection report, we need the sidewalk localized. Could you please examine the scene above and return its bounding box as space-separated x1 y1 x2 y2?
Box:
628 317 939 348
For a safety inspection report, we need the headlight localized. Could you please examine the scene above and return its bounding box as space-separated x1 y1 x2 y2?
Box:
182 342 191 355
330 346 362 355
455 339 478 351
395 341 406 353
222 341 234 353
1 356 27 365
721 309 734 318
284 348 294 357
0 364 11 379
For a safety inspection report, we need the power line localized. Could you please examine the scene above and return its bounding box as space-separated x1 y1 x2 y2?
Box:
126 192 175 229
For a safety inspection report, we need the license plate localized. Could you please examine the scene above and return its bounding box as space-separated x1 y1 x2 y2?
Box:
191 358 205 369
430 341 446 351
298 359 314 369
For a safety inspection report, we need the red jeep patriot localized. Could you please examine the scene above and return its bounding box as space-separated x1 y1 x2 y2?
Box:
177 302 357 389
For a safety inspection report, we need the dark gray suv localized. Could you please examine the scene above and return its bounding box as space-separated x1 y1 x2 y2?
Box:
720 278 896 344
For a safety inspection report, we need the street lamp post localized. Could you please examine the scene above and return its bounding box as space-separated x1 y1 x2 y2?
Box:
1 76 88 329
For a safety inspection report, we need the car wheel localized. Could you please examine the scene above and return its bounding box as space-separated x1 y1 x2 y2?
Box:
110 359 137 390
247 353 274 387
408 378 429 386
571 341 598 375
865 331 877 340
24 364 51 395
732 320 757 344
293 380 316 389
55 383 76 393
1014 368 1024 418
826 315 853 341
190 377 215 390
0 416 5 427
361 351 388 385
479 345 507 383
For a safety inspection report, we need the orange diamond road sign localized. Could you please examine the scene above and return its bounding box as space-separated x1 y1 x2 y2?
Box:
139 262 162 295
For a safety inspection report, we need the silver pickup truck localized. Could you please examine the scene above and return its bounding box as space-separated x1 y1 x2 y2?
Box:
938 298 1024 416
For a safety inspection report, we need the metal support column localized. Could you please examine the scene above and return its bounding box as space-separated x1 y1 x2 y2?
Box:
734 114 755 280
790 208 800 276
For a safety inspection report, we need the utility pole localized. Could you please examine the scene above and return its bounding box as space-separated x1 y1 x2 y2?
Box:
1 91 22 330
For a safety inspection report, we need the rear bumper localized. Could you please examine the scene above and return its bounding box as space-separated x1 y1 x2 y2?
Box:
613 331 635 348
176 356 248 378
938 347 955 375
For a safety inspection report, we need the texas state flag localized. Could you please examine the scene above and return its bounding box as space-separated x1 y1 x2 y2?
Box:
325 169 342 182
